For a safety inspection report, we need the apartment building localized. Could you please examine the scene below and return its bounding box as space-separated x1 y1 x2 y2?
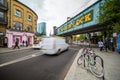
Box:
0 0 7 47
6 0 38 47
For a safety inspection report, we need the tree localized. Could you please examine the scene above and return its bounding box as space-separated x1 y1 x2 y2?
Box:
99 0 120 34
79 34 86 40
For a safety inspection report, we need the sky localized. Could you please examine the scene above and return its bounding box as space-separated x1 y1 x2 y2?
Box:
19 0 98 36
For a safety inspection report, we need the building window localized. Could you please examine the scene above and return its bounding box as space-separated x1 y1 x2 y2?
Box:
34 20 37 25
28 15 32 21
34 28 37 33
15 9 22 17
0 0 4 5
13 22 23 31
27 25 32 32
0 11 4 21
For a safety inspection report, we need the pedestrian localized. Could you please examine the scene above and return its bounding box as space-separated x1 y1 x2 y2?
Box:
104 38 109 52
13 38 20 49
110 37 115 51
25 41 28 47
22 40 24 47
98 39 104 51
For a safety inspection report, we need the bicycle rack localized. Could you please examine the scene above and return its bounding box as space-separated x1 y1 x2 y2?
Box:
94 55 105 80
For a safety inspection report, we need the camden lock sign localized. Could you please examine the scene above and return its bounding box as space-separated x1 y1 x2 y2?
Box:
59 10 93 32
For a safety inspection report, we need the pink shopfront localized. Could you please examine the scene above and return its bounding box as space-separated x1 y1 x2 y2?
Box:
6 29 34 48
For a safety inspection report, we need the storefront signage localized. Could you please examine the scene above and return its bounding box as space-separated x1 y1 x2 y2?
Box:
59 10 93 32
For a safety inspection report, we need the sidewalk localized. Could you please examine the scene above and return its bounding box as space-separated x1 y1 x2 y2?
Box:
64 48 120 80
0 46 31 53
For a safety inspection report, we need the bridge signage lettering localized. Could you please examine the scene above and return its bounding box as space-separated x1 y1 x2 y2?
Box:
59 10 93 32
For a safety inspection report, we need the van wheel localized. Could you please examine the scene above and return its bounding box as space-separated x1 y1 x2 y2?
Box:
66 47 69 51
57 49 61 55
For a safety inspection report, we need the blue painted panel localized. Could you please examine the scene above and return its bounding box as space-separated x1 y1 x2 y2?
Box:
118 34 120 52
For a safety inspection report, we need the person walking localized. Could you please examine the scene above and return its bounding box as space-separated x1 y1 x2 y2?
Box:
25 41 28 47
13 38 20 49
22 40 25 47
98 39 104 51
104 38 109 52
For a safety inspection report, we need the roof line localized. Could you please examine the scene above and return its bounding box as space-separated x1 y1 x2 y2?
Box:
16 0 38 18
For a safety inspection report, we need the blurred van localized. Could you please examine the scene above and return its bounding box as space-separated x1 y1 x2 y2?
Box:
41 37 69 55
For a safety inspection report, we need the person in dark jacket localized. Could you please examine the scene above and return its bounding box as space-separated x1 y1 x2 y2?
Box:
22 40 25 47
13 38 20 49
104 38 110 52
25 41 28 47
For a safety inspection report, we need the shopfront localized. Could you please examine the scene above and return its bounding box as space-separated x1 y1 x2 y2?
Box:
6 29 34 48
0 32 4 47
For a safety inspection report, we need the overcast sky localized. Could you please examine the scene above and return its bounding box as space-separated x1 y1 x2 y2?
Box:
19 0 98 36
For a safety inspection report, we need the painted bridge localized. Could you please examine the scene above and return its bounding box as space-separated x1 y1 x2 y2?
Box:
56 0 105 36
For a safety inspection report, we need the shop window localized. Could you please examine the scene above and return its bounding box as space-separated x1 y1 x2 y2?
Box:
34 20 37 25
27 25 32 32
13 22 23 31
15 9 22 17
28 15 32 21
34 28 37 33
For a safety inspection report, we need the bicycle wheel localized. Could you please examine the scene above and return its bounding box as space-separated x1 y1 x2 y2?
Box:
90 61 104 77
77 56 83 65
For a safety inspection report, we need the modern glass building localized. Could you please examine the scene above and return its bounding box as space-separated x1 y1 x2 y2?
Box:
37 22 46 36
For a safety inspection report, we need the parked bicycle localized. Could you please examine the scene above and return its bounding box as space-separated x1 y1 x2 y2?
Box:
77 47 104 78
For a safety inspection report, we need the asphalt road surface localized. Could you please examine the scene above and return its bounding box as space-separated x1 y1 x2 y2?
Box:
0 46 80 80
0 49 42 64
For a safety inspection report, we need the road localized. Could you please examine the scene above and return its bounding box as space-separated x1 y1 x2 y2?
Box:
0 45 80 80
0 49 42 64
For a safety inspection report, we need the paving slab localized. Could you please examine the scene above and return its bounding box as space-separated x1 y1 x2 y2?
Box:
64 48 120 80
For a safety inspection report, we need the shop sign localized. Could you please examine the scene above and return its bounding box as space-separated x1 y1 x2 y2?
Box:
59 10 93 32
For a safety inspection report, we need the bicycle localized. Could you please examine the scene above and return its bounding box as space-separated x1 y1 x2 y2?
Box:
77 47 104 78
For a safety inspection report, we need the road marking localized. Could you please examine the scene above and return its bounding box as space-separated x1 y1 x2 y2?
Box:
32 54 36 57
0 52 43 67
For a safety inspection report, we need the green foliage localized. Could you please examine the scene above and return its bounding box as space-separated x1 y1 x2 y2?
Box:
79 34 86 40
99 0 120 33
113 22 120 33
97 32 102 37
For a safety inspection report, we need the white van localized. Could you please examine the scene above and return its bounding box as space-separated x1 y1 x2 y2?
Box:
41 37 69 55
